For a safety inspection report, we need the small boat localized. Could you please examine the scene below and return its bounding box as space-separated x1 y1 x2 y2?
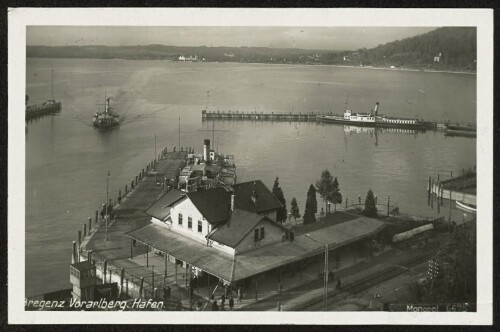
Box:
456 201 477 214
93 96 120 129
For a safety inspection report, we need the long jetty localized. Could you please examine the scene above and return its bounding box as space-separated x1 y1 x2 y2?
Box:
202 109 326 122
73 146 193 304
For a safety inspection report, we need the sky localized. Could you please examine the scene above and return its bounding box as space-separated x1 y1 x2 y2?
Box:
27 26 437 51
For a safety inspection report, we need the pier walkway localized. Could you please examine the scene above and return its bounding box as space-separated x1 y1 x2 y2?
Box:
82 151 194 307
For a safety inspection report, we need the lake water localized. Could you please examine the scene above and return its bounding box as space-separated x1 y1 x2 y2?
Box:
25 58 476 297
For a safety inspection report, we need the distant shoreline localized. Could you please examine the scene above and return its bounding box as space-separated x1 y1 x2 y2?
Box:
27 57 476 75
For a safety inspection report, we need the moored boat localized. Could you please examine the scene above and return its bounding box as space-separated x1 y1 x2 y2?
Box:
321 101 426 129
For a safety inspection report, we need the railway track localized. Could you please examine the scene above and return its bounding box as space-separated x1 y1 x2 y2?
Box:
296 249 439 311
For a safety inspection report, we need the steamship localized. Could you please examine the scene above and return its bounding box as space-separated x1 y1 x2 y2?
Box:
92 97 120 129
321 102 426 130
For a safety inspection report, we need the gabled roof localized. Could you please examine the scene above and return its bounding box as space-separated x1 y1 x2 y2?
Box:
145 189 186 221
209 209 272 248
186 187 230 224
147 180 283 225
233 180 283 214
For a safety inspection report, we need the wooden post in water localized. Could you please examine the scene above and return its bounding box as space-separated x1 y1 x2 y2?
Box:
83 224 87 238
345 198 348 208
358 195 361 204
139 277 144 298
427 176 431 206
125 184 128 194
125 278 129 297
88 217 92 233
449 190 452 223
118 190 121 204
95 211 99 224
437 186 441 214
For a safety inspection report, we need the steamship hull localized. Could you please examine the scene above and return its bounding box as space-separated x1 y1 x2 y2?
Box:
321 116 426 130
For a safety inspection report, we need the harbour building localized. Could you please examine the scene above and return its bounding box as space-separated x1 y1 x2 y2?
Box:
126 178 387 299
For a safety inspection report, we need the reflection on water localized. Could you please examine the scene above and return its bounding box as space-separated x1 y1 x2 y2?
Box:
25 58 476 297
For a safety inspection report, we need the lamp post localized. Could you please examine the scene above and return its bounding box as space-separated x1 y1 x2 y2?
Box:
105 170 110 241
387 194 390 217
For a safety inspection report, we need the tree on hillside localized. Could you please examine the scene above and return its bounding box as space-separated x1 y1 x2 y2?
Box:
364 189 378 217
272 177 287 224
329 177 343 211
304 184 318 225
290 197 300 221
315 169 335 213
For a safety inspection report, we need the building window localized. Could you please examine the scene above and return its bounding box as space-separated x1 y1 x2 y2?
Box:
260 227 265 239
198 220 202 233
178 213 183 226
254 229 259 241
188 217 192 229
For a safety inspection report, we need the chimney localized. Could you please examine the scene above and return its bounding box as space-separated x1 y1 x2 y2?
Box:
251 189 257 205
374 102 379 116
203 139 210 161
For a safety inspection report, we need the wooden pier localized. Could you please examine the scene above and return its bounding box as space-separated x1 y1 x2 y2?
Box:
202 109 328 122
75 147 191 302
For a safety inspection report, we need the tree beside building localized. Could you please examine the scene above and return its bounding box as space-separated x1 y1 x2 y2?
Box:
304 184 317 224
315 169 335 213
364 189 378 217
290 197 300 221
330 177 343 211
272 177 287 224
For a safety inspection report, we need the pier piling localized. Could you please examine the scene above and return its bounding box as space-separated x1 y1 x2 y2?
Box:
88 217 92 232
77 230 81 247
125 184 128 194
95 211 99 224
87 250 92 262
83 224 87 238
